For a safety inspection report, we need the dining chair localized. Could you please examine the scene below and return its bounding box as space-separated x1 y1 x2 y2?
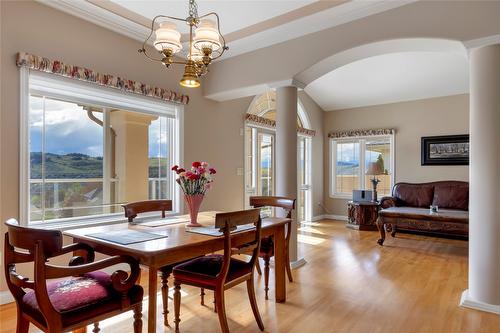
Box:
249 196 295 300
122 199 188 327
4 219 143 333
172 209 265 333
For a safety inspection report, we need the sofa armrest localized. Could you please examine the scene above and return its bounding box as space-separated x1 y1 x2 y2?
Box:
379 196 398 209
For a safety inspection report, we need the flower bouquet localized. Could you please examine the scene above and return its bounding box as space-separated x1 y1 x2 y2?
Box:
172 161 216 227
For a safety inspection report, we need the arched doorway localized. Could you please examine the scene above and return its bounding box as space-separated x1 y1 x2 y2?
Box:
244 91 313 222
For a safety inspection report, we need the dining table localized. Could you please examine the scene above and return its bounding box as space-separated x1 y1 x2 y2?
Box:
64 211 291 333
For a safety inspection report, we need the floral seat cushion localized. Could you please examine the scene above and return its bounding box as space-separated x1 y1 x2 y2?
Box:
23 271 113 313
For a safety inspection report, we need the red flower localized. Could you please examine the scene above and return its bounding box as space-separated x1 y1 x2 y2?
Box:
171 165 179 171
192 161 202 168
177 168 185 173
209 168 216 174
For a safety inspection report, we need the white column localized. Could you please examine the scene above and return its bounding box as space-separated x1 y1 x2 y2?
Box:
460 44 500 314
276 86 305 267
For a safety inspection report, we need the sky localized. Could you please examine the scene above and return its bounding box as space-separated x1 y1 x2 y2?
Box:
30 96 168 158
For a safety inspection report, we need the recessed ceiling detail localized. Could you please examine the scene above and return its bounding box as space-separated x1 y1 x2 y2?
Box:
305 51 469 111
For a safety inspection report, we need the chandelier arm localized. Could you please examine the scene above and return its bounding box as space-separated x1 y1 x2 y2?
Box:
197 11 229 59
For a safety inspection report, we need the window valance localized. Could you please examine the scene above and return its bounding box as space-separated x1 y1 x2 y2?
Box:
16 52 189 105
245 114 316 137
328 128 395 138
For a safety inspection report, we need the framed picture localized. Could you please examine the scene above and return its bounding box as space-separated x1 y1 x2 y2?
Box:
421 134 469 166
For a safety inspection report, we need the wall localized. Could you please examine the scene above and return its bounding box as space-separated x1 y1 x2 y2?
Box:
323 94 469 216
0 1 324 295
0 0 248 293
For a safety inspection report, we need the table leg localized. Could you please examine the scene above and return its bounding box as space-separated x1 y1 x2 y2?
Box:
376 217 385 246
148 268 158 333
274 225 286 302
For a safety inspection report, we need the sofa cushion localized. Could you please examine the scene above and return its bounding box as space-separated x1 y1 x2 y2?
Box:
432 184 469 210
393 184 434 208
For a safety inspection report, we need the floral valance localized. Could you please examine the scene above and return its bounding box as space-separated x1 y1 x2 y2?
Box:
16 52 189 105
245 114 316 137
328 128 395 138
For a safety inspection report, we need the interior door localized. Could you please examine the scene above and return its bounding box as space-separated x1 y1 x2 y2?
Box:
298 136 312 222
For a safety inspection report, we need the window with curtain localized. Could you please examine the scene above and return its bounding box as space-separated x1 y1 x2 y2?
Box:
330 136 393 198
24 71 182 225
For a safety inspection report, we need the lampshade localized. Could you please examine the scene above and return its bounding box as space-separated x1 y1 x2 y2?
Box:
189 46 204 62
179 61 200 88
193 19 222 51
154 22 182 53
366 162 384 176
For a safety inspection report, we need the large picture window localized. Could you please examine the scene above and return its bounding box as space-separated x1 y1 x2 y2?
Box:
22 70 183 225
330 135 394 198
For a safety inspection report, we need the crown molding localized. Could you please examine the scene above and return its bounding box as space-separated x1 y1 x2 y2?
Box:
36 0 417 61
463 34 500 50
36 0 150 43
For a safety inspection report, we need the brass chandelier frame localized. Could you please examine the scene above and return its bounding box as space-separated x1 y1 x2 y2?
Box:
138 0 228 83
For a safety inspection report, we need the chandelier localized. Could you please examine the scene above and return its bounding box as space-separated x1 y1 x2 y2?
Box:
139 0 228 88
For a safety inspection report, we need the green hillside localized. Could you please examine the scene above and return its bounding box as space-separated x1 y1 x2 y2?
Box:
30 152 169 179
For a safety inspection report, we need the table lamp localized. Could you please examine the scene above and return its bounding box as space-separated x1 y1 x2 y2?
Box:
366 161 384 202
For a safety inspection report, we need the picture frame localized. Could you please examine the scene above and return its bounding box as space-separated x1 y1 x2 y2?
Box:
421 134 469 166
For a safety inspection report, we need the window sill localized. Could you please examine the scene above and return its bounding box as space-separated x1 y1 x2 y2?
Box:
329 194 352 200
30 211 180 231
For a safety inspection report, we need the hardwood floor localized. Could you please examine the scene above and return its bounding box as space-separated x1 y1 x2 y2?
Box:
1 220 498 332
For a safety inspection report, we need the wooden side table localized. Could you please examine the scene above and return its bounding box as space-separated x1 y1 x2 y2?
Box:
347 201 379 231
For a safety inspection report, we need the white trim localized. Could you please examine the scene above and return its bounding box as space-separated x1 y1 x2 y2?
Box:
36 0 150 43
22 71 183 225
19 67 30 226
0 291 14 305
325 214 348 221
460 289 500 315
329 134 395 199
30 71 176 117
309 214 348 222
463 34 500 51
290 258 307 270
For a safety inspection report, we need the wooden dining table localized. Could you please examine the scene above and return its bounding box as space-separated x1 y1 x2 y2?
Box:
64 211 291 333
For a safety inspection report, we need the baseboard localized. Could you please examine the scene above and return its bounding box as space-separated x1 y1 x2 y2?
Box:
310 214 348 222
460 289 500 315
324 214 348 221
290 258 307 270
0 291 14 305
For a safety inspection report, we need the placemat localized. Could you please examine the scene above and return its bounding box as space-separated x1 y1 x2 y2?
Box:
186 224 255 237
87 230 167 245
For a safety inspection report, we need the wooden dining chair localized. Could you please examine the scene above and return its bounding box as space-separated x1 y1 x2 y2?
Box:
249 196 295 300
4 219 143 333
122 199 183 327
172 209 265 333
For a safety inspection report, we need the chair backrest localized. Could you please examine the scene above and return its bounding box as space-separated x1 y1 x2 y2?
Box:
249 196 296 218
214 209 262 283
4 219 64 304
122 200 173 222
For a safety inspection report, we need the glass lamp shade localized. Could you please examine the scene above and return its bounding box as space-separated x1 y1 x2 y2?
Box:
154 22 182 54
190 46 204 62
193 19 222 52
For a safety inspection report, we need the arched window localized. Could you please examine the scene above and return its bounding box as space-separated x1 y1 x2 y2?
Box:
244 91 313 222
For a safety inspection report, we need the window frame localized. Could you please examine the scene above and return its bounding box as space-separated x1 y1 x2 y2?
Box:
20 68 184 227
329 134 395 199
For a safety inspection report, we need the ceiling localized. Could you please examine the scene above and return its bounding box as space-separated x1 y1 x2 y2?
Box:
39 0 416 59
305 51 469 111
108 0 316 35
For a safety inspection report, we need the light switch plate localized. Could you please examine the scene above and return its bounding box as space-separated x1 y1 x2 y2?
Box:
236 167 244 176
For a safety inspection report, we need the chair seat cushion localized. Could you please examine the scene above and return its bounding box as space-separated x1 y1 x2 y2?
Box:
173 254 252 285
260 236 274 256
23 271 114 313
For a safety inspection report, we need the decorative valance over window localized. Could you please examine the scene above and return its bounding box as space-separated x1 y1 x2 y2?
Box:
245 114 316 137
16 52 189 105
328 128 395 138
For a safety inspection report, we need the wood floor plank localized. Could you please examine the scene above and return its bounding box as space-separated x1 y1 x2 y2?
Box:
1 220 498 333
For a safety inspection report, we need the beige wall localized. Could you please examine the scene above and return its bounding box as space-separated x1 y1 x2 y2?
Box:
0 1 324 293
323 94 469 216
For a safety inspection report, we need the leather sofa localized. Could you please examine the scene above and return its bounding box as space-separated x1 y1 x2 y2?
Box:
377 181 469 244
